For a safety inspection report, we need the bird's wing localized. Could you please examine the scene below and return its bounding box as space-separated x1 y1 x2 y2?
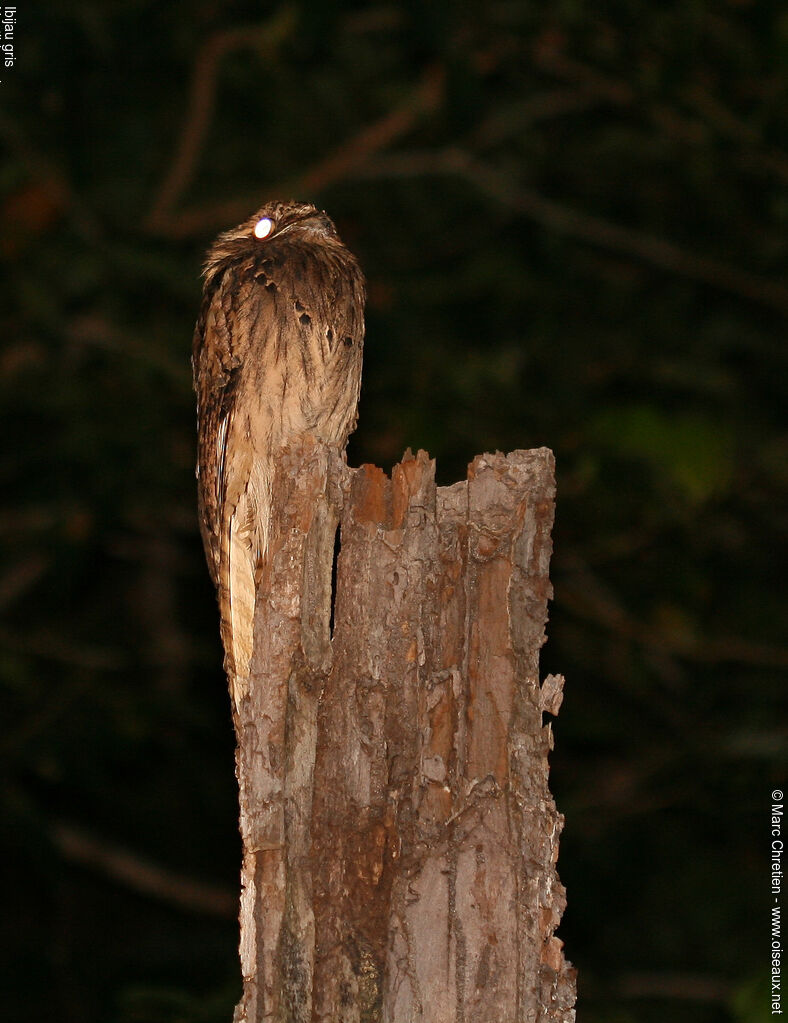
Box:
193 268 277 689
192 281 243 587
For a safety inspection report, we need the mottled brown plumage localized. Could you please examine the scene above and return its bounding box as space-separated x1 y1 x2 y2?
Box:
192 201 365 704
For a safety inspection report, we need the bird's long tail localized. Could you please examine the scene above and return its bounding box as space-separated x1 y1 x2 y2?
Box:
218 459 273 715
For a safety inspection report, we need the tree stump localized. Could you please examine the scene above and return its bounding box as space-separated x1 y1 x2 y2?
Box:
231 440 575 1022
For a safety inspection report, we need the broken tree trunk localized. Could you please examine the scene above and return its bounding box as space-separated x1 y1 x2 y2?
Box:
232 439 575 1023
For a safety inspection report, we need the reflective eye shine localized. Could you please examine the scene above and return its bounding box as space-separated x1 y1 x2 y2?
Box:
254 217 274 239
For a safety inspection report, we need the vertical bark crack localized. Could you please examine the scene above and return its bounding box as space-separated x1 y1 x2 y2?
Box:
232 445 575 1022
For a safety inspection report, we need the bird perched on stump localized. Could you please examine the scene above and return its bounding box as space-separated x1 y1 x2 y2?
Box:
192 201 365 710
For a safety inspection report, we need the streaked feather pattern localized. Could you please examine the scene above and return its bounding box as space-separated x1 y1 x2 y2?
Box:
193 202 365 708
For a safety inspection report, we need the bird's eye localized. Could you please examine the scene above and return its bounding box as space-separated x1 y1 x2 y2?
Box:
253 217 274 240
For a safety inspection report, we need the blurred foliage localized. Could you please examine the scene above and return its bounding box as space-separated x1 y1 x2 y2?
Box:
1 1 786 1021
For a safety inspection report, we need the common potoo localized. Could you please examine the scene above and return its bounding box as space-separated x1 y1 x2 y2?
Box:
192 201 365 705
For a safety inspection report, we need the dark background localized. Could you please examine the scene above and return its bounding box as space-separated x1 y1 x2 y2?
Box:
1 3 785 1021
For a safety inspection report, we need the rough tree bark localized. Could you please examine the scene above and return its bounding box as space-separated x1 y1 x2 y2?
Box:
231 438 575 1023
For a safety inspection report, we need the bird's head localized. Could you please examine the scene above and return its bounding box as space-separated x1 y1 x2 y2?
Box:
202 201 339 286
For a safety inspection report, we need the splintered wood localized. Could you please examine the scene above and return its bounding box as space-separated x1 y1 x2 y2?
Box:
232 441 575 1023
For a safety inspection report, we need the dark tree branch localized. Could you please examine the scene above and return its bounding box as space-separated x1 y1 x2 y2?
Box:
353 148 788 313
53 823 236 918
533 37 788 184
469 88 605 149
617 971 732 1003
558 568 788 669
145 11 296 232
145 64 444 239
0 627 126 671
